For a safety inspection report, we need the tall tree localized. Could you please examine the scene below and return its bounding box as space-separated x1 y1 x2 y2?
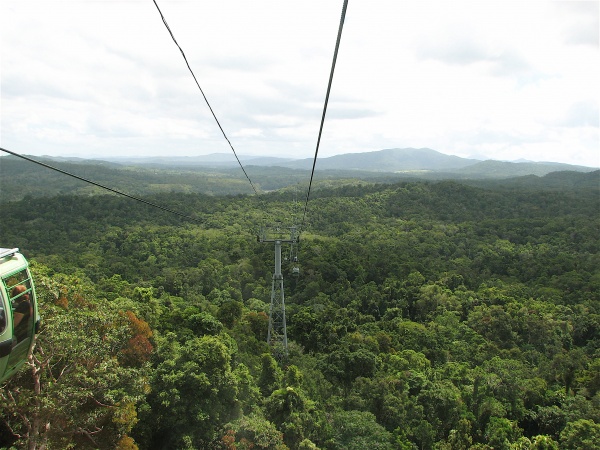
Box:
0 268 151 449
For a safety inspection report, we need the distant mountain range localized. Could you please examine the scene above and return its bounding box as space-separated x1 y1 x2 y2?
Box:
278 148 481 171
2 148 598 202
100 147 596 178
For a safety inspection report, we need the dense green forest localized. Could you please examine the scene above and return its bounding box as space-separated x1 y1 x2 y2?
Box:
3 155 596 203
0 156 412 201
1 172 599 449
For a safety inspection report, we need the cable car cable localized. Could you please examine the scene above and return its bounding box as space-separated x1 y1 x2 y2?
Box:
0 147 204 224
151 0 259 196
300 0 348 231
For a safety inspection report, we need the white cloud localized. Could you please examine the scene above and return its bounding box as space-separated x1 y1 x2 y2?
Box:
558 1 599 47
560 102 600 128
233 128 264 138
1 0 598 167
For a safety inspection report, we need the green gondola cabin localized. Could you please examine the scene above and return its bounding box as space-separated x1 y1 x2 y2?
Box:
0 248 41 383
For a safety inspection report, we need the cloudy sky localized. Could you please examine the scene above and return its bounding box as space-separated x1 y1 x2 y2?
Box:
1 1 599 167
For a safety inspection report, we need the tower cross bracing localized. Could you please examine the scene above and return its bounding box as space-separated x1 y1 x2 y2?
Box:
258 225 298 358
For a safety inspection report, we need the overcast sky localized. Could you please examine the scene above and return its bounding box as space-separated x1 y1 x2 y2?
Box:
1 1 599 167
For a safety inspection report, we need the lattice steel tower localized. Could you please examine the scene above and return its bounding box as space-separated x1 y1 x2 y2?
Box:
258 224 298 358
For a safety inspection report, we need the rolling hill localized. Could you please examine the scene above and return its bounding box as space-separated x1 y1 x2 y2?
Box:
102 147 596 177
1 148 597 202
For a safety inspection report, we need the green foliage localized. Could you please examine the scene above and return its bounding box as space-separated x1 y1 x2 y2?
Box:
1 175 598 449
147 334 240 447
259 354 283 397
218 300 244 328
0 268 151 449
530 435 560 449
325 410 394 450
484 417 523 450
264 387 310 448
222 413 287 450
559 419 600 449
320 346 377 387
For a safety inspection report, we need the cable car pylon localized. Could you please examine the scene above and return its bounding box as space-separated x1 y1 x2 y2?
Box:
258 224 298 359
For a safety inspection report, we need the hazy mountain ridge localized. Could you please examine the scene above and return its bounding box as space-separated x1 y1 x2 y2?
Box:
101 147 597 176
463 170 600 191
1 148 597 203
454 159 594 177
106 154 296 167
276 148 481 171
